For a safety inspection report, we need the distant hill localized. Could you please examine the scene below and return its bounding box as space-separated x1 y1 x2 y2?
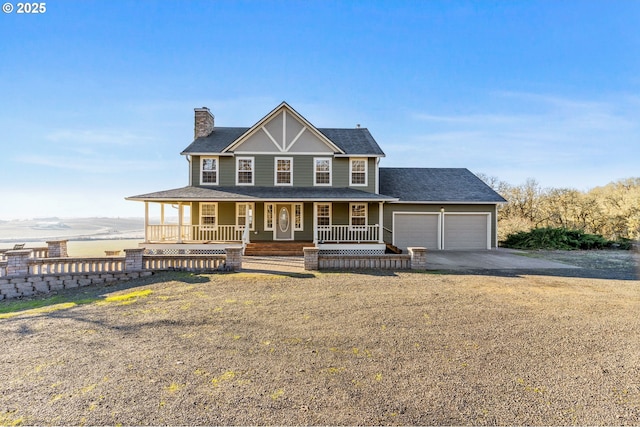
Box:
0 217 145 243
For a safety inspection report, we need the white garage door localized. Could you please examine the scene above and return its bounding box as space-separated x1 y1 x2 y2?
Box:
393 213 439 251
443 214 489 250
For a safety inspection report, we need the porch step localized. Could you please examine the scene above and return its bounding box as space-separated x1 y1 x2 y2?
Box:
244 241 315 256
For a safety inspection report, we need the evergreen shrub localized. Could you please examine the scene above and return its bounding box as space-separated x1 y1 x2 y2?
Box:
501 227 631 250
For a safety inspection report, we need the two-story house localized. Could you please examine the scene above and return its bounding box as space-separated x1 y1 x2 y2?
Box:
127 102 505 255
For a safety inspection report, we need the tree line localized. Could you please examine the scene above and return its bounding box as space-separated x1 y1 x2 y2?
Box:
476 174 640 242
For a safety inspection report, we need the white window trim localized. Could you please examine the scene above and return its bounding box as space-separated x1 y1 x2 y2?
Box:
294 203 303 231
349 158 368 187
274 157 293 186
200 156 219 186
313 157 332 186
235 202 255 231
200 202 218 227
264 203 274 231
349 202 368 228
315 202 332 226
236 156 255 186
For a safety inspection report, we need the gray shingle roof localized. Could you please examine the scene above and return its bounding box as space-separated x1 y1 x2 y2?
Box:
181 127 248 154
318 128 385 156
379 168 506 203
127 186 397 202
181 127 384 156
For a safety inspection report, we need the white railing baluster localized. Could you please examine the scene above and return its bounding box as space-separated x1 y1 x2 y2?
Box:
315 225 379 243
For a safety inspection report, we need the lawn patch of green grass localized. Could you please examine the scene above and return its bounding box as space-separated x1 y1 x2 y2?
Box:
0 289 152 319
0 295 98 319
103 289 152 303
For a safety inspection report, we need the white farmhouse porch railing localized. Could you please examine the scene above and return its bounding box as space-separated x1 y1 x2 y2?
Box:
315 225 380 243
194 225 244 242
146 225 243 242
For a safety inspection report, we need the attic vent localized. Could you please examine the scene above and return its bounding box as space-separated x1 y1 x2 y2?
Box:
356 124 361 128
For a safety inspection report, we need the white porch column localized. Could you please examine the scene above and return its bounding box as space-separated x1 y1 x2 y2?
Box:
160 204 165 225
378 202 384 243
312 202 318 244
244 208 252 244
144 202 149 243
178 203 184 244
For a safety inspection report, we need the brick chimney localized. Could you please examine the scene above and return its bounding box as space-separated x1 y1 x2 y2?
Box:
194 107 214 139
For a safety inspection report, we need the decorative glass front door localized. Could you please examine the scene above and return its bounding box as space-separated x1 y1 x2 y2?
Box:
275 204 293 240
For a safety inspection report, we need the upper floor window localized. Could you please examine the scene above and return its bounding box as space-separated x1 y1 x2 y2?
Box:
201 157 218 185
314 158 332 186
350 158 367 186
236 157 254 185
275 157 293 186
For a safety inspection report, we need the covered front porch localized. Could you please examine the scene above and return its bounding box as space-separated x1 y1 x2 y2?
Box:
136 202 386 254
127 185 397 254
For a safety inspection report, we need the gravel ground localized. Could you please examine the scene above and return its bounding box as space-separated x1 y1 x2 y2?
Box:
519 249 640 280
1 261 639 426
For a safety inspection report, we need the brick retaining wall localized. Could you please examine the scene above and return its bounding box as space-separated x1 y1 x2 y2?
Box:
303 246 428 271
0 243 242 301
0 271 154 300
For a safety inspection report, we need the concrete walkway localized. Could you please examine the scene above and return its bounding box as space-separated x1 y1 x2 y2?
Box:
242 256 306 274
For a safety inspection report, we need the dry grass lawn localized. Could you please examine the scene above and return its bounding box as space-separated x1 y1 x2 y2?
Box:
1 270 639 425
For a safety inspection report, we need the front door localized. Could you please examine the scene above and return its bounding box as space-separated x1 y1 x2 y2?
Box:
275 204 293 240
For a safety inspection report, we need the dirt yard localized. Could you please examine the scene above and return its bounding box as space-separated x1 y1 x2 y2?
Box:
1 260 639 425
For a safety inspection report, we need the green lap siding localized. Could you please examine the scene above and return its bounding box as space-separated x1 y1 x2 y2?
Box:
191 155 377 191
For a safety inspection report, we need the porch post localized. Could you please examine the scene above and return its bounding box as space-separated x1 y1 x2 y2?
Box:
312 202 318 244
243 208 252 244
144 202 149 243
378 202 384 243
178 203 184 243
160 204 165 225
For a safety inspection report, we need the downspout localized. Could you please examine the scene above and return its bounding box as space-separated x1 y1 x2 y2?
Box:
440 207 445 250
375 158 380 194
185 155 192 186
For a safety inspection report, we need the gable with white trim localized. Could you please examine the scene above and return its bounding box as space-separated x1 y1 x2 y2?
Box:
226 103 340 154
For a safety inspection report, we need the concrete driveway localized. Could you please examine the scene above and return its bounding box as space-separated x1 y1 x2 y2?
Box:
425 248 579 270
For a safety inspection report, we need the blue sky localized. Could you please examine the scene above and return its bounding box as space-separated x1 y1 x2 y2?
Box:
1 0 638 220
